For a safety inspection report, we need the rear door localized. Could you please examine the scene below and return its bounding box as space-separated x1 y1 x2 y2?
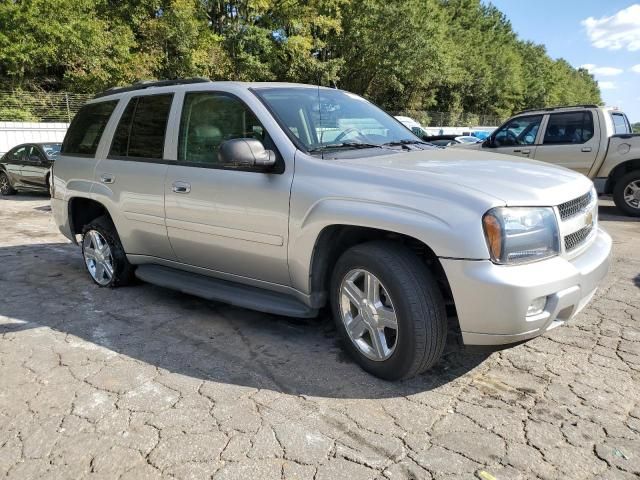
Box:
93 93 176 260
533 111 599 175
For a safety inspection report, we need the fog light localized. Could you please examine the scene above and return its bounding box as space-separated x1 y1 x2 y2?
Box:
527 297 547 317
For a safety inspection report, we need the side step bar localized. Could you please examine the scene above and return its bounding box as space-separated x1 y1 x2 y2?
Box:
135 265 318 318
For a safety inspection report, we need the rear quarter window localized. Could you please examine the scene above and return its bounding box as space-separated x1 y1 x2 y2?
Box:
62 101 118 156
611 112 631 135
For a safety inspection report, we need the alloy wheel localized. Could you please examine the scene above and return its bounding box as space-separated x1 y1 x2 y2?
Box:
339 269 399 361
0 174 10 194
83 230 114 286
623 180 640 210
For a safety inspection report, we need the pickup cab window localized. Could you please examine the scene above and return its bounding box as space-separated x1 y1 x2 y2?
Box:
611 112 631 134
543 112 594 145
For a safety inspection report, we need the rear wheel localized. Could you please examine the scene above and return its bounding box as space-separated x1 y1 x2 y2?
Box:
0 172 16 195
613 171 640 217
330 241 447 380
82 216 135 287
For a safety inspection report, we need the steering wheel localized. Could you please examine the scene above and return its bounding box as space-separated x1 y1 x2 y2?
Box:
506 130 519 145
334 127 367 143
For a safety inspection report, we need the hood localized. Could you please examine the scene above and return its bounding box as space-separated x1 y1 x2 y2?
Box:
334 148 593 207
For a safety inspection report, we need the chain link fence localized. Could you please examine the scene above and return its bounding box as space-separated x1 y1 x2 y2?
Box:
0 91 93 123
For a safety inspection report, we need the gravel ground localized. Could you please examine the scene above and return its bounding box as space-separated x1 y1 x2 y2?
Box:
0 195 638 480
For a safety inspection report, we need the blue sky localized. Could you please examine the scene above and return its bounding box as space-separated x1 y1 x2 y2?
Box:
487 1 640 122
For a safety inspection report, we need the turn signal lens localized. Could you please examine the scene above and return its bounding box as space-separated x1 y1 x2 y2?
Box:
482 213 503 261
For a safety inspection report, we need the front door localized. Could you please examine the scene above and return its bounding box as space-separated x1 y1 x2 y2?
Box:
484 114 543 159
20 146 50 189
165 91 293 286
532 111 599 175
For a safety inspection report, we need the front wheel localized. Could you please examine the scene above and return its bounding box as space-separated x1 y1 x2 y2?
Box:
613 171 640 217
0 172 16 195
330 241 447 380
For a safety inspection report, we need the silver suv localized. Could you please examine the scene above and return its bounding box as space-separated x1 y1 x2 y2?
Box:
51 79 611 380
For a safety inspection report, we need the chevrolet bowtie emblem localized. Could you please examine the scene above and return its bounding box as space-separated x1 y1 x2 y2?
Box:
585 210 593 227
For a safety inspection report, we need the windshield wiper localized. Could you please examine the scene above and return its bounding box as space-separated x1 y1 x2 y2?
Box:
382 139 432 147
308 142 385 153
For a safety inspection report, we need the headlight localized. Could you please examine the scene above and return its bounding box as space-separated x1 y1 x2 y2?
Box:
482 207 559 265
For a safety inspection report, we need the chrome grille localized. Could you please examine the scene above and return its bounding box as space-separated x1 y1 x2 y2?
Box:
564 224 594 251
558 191 593 220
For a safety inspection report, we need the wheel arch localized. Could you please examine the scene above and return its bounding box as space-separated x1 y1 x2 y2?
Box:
67 196 114 238
307 224 455 317
605 158 640 194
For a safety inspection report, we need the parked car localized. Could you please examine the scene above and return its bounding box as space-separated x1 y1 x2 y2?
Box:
454 105 640 216
0 142 61 195
51 80 611 380
425 135 482 147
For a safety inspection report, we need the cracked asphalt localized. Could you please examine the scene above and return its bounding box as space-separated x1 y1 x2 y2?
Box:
0 195 639 480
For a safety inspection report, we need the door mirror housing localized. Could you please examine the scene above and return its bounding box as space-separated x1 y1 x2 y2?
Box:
483 137 495 148
218 138 276 169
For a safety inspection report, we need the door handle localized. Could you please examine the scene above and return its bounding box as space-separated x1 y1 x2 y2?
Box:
172 181 191 194
513 149 530 154
100 173 115 184
581 147 593 153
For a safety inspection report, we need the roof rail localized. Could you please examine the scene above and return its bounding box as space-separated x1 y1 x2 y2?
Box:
94 78 211 99
514 104 600 116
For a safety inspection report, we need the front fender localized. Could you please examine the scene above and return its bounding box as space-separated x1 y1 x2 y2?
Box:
287 197 490 295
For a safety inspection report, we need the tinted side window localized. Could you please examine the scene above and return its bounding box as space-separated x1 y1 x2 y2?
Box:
612 113 631 135
27 146 45 162
493 115 542 147
178 92 265 166
109 94 173 159
543 112 594 145
62 101 118 156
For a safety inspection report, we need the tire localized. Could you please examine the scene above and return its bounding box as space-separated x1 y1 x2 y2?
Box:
0 172 16 196
81 216 135 287
613 170 640 217
330 241 447 380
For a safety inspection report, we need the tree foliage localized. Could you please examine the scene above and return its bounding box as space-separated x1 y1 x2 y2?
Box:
0 0 602 117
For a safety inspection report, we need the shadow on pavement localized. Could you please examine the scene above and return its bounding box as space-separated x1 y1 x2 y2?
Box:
0 192 50 201
598 205 640 223
0 242 490 399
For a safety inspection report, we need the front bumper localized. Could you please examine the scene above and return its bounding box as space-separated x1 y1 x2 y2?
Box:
441 228 612 346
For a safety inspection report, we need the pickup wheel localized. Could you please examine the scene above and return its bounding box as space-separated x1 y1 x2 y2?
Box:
613 171 640 217
330 241 447 380
81 216 135 287
0 172 16 195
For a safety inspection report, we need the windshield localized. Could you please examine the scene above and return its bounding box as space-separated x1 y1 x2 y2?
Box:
254 87 422 153
42 143 61 159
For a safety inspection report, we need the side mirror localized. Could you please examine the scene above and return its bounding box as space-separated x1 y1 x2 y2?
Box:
483 137 494 148
218 138 276 169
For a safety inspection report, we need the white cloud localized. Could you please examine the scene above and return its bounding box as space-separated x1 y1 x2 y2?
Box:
582 4 640 51
579 64 624 76
599 81 617 90
632 64 640 73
